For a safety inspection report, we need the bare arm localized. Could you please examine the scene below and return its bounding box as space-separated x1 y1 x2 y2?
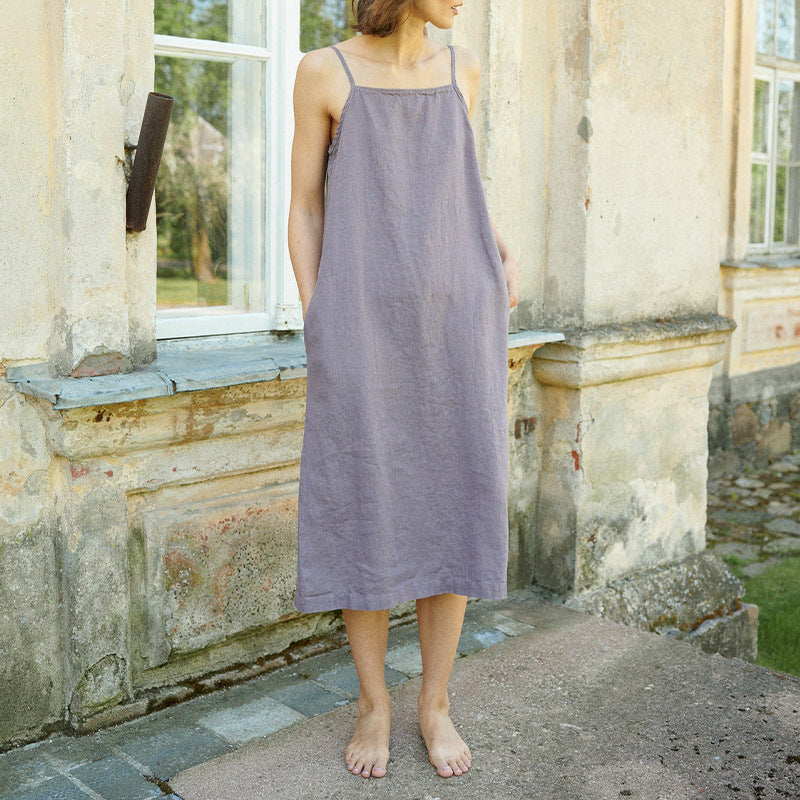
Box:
458 46 519 310
288 50 333 319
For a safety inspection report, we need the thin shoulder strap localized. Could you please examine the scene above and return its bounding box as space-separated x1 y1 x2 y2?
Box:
330 45 356 89
447 44 457 88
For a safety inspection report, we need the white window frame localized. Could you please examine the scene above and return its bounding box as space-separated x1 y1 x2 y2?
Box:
154 2 302 339
750 64 776 251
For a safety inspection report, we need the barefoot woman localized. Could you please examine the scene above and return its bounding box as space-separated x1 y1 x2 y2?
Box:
288 0 519 780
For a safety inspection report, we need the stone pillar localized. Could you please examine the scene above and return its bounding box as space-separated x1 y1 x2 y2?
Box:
527 0 755 654
45 0 156 378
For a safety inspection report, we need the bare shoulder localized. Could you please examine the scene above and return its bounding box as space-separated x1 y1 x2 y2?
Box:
293 46 346 119
452 45 481 115
294 46 340 89
452 44 481 79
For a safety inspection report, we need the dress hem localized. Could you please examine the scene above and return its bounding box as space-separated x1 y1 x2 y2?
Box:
293 575 508 613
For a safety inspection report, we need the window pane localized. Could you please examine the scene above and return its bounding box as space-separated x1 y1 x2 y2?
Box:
751 163 769 244
154 56 266 314
777 0 800 59
773 164 800 244
154 0 266 48
300 0 354 52
776 79 800 160
758 0 777 55
774 163 787 241
753 79 771 154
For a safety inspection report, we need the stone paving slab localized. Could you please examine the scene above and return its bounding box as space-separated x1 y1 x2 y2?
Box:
14 774 97 800
171 600 800 800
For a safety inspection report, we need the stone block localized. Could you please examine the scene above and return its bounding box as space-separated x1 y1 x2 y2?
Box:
0 742 60 797
0 523 63 747
265 679 349 716
197 696 305 746
103 719 233 780
385 642 424 677
712 541 760 560
732 404 759 445
69 754 162 799
13 775 94 800
682 602 759 662
130 480 301 677
456 620 507 655
764 517 800 536
564 551 756 660
763 537 800 555
758 419 792 459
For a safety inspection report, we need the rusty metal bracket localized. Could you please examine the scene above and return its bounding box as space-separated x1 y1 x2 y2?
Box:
126 91 174 232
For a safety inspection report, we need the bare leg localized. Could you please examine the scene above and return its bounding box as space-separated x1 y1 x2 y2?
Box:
416 593 472 777
341 608 391 778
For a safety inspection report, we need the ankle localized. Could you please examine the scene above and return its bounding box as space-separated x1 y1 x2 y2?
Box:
417 690 450 714
357 689 391 713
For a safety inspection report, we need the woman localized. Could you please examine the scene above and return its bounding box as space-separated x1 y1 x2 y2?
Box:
288 0 519 781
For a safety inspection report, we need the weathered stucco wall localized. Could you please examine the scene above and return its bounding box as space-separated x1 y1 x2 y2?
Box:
0 1 61 362
543 0 724 328
0 0 156 377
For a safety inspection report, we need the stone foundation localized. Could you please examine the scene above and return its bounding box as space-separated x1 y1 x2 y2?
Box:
564 550 759 661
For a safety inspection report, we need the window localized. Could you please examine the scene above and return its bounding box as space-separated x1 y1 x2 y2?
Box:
750 0 800 251
153 1 354 339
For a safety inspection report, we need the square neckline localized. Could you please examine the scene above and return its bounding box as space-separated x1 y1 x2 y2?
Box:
353 83 454 93
329 44 457 94
326 44 469 158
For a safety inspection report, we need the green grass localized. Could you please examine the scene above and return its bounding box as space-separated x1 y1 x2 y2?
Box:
731 556 800 677
157 277 228 307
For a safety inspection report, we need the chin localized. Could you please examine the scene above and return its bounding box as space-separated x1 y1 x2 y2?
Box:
430 16 456 30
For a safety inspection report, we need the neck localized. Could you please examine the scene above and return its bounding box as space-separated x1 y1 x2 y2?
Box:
362 14 430 67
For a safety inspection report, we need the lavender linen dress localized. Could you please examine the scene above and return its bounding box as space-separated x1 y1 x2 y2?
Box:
295 43 510 612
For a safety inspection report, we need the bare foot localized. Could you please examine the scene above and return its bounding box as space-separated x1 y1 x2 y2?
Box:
418 697 472 777
344 698 391 778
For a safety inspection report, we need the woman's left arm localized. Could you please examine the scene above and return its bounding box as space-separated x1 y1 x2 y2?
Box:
489 214 519 310
460 46 518 311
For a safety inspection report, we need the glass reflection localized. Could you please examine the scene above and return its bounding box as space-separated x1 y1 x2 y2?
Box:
777 0 800 59
154 0 266 48
753 79 771 155
758 0 777 55
751 163 768 244
154 55 266 312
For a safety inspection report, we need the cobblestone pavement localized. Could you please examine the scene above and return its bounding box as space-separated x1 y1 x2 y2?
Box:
0 596 533 800
707 449 800 576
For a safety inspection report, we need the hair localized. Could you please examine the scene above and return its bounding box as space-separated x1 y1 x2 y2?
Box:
348 0 419 38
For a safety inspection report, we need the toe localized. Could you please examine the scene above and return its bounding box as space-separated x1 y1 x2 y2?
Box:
437 761 454 777
448 758 462 775
372 755 388 778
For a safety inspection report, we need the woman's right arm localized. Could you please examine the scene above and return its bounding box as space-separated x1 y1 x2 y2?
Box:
288 50 333 319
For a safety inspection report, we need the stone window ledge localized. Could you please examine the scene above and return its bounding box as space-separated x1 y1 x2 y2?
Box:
6 329 564 410
723 254 800 269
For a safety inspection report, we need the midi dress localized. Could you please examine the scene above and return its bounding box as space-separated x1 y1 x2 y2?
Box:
294 43 511 613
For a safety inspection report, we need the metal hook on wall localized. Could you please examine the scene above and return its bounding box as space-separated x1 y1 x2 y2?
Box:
126 91 174 232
